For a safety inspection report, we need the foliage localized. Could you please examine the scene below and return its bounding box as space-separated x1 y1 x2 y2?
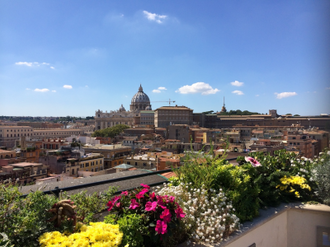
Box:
218 109 260 115
61 186 118 224
104 214 147 247
106 184 186 247
312 151 330 205
155 183 240 244
92 124 130 138
0 184 57 247
39 222 123 247
276 175 311 198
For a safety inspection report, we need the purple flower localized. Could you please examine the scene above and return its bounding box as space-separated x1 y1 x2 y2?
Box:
129 199 140 209
145 201 158 212
245 156 261 167
155 220 167 235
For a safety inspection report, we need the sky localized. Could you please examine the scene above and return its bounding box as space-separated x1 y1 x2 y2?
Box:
1 0 329 117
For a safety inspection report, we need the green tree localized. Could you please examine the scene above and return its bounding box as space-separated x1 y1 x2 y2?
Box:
92 124 129 138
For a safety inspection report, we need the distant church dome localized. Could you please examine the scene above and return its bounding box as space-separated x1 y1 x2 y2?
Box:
145 105 152 110
119 104 126 112
130 84 151 112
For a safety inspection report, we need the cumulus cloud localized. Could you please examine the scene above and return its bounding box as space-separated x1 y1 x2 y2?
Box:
232 90 244 95
152 87 167 93
143 10 167 23
231 80 244 87
176 82 220 95
63 85 73 89
34 88 49 93
275 92 297 99
15 61 55 69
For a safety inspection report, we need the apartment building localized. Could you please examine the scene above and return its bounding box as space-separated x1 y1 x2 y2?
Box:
154 105 193 128
65 153 104 176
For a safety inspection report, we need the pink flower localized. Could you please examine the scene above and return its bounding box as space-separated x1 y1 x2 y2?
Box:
155 220 167 235
129 199 140 210
145 201 158 212
116 202 120 207
141 183 150 190
107 195 121 211
157 196 164 206
136 188 148 199
169 196 175 203
175 206 186 220
150 192 156 200
160 208 172 223
121 191 128 196
107 201 114 211
245 156 261 167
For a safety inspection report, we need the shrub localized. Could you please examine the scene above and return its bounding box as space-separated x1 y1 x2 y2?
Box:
155 183 240 244
106 184 186 247
0 184 57 247
312 152 330 205
39 222 123 247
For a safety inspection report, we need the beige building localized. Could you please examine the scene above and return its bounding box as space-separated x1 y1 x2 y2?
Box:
154 105 193 128
95 85 152 130
0 125 84 148
65 153 104 176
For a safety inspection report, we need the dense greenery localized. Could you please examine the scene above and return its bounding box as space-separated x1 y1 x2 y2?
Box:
218 109 260 115
92 124 130 138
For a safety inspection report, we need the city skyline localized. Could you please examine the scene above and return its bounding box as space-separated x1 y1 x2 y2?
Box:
1 0 330 117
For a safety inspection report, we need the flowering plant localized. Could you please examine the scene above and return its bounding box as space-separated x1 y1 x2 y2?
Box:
39 222 123 247
106 184 186 247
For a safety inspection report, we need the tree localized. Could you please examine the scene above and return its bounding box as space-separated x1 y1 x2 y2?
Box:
92 124 130 138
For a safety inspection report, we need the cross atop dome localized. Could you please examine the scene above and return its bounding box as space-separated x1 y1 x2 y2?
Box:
139 84 143 92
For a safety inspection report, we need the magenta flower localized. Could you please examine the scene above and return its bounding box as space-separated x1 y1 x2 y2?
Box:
150 192 156 200
157 196 164 206
175 206 186 220
107 201 114 211
160 208 172 223
129 199 140 209
112 196 121 202
121 191 128 196
169 196 175 203
141 183 150 190
145 201 158 212
116 202 120 208
245 156 261 167
136 188 149 199
155 220 167 235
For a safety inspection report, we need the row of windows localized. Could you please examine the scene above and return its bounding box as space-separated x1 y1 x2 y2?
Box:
80 160 102 168
3 129 32 132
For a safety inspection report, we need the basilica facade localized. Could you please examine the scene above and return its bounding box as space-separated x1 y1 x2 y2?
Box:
95 85 152 130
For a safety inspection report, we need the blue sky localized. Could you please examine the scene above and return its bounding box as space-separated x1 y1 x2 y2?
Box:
1 0 329 117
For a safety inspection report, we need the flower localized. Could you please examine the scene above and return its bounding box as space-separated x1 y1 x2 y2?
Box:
245 156 261 167
136 188 149 199
107 201 114 211
129 199 140 209
121 191 128 196
145 201 158 212
155 220 168 234
175 206 186 220
160 208 172 223
141 183 150 190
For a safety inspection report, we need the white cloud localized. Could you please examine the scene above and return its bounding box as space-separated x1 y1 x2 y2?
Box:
152 87 167 93
52 90 56 93
15 61 55 69
232 90 244 95
34 88 49 93
275 92 297 99
231 80 244 87
63 85 73 89
143 10 167 24
176 82 220 95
